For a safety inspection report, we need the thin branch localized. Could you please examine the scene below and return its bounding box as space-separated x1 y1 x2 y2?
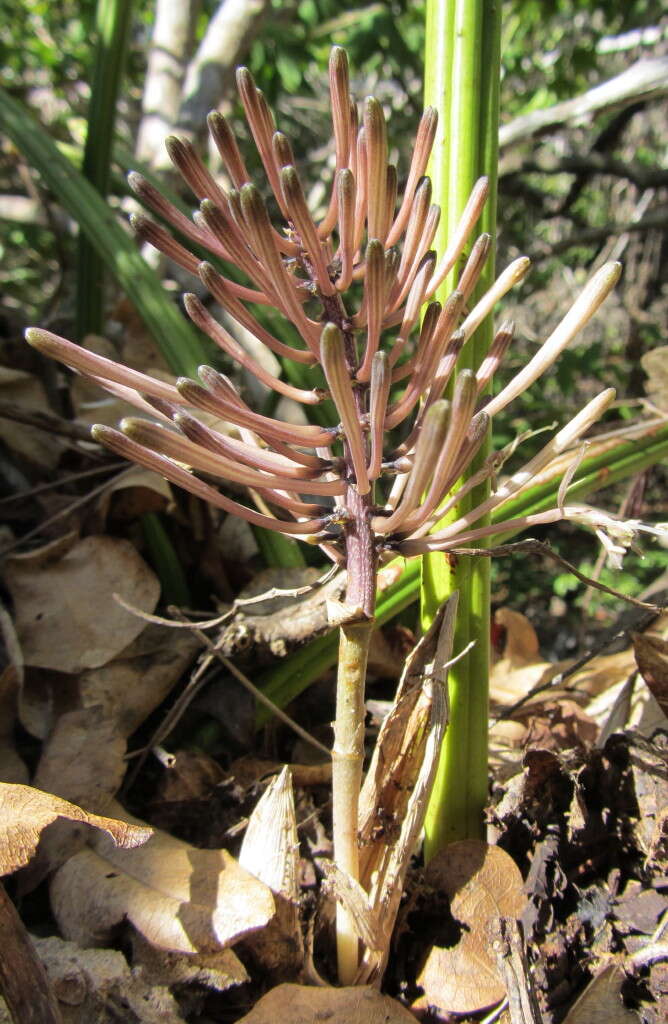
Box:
169 606 331 757
448 538 662 612
529 209 668 260
499 56 668 150
509 154 668 192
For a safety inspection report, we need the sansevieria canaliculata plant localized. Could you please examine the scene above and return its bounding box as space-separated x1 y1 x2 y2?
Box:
27 47 637 982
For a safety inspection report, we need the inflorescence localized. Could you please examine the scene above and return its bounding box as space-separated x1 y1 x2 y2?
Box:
26 47 623 585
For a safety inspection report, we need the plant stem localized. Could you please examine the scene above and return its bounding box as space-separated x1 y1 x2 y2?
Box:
422 0 501 855
333 617 373 983
324 297 378 983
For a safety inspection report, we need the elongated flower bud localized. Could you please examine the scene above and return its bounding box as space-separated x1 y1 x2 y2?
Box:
375 401 451 534
484 263 622 418
320 324 370 495
92 425 326 536
367 351 390 481
207 110 250 187
364 97 388 243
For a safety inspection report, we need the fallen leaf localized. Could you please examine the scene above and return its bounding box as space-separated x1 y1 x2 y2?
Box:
613 881 668 939
76 624 200 738
0 367 64 469
0 784 151 875
15 624 197 743
562 961 638 1024
0 593 29 776
70 334 145 427
521 699 599 752
50 800 275 954
89 468 172 538
131 930 248 993
4 535 160 673
16 708 130 887
33 706 126 812
494 608 541 666
236 983 418 1023
624 735 668 861
633 632 668 717
413 840 525 1015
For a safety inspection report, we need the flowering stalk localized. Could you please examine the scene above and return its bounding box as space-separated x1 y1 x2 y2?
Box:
27 46 625 982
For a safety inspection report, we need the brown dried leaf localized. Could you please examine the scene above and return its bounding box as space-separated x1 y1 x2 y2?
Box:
0 367 65 469
237 983 418 1023
94 465 172 528
562 962 638 1024
414 840 525 1016
17 708 129 886
0 784 151 875
77 624 200 738
16 624 198 741
633 632 668 717
50 801 275 954
494 608 541 667
131 931 248 993
613 882 668 938
521 699 598 753
33 707 126 812
625 736 668 860
4 535 160 673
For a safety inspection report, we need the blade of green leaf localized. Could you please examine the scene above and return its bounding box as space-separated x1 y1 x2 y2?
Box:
252 527 307 569
0 86 207 377
141 512 192 606
77 0 134 341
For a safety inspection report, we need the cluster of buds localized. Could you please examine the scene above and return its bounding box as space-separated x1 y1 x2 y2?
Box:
26 47 622 614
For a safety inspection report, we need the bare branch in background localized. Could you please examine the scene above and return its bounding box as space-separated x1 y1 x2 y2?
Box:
178 0 272 135
499 56 668 152
135 0 197 166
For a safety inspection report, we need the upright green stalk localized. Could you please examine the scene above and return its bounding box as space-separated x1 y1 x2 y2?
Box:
422 0 502 854
76 0 134 341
